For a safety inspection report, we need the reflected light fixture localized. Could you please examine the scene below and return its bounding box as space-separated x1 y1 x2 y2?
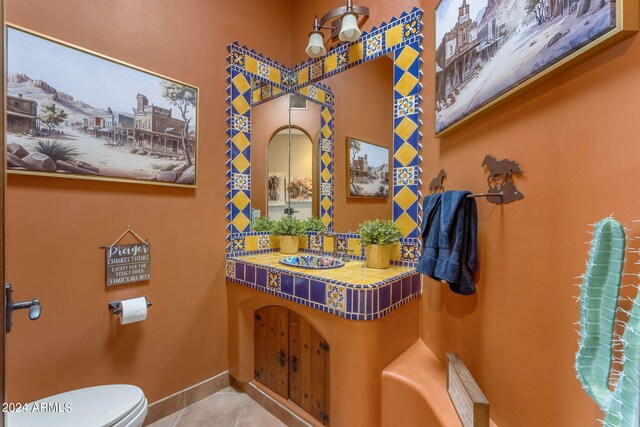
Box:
305 0 370 58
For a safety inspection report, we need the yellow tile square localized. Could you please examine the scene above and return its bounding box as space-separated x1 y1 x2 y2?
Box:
321 196 332 210
232 73 251 94
321 124 332 138
316 89 326 103
395 46 419 70
324 237 334 253
232 152 250 173
231 191 250 210
321 107 332 123
269 235 278 248
252 89 261 104
390 242 401 261
270 67 281 84
324 54 337 73
395 212 417 237
348 238 361 254
395 117 418 141
245 236 258 252
231 132 250 152
298 67 309 85
233 213 251 232
349 42 363 63
386 25 403 48
245 56 258 74
231 95 250 115
394 72 419 97
300 236 309 249
394 186 417 211
394 142 418 167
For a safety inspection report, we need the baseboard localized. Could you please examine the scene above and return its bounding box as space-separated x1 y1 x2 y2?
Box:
143 371 230 426
229 375 317 427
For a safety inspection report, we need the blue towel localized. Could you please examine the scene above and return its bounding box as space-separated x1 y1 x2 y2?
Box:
417 191 478 295
417 193 442 281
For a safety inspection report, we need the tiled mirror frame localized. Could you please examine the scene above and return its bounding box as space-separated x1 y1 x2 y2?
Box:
226 7 424 266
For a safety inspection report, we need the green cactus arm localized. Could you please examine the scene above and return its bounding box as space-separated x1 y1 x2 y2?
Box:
605 299 640 427
576 218 626 411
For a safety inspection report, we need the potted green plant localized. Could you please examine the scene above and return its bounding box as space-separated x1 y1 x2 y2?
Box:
252 216 274 232
271 216 306 254
303 217 326 233
358 219 402 269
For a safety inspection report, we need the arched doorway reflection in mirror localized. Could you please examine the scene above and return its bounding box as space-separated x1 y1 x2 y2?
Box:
266 124 318 220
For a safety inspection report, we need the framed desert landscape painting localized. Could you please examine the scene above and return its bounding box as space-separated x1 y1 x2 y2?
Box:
435 0 638 136
346 137 390 199
6 25 198 187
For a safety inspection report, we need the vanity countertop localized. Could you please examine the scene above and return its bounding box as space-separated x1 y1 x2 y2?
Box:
230 252 416 288
226 252 421 321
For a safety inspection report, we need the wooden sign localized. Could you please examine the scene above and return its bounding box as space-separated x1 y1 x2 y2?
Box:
103 227 150 286
447 353 489 427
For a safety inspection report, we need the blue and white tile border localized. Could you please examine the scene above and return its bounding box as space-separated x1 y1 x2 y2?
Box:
225 7 424 264
226 257 422 321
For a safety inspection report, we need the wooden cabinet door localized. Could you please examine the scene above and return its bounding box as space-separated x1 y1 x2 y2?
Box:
254 306 289 399
288 311 330 425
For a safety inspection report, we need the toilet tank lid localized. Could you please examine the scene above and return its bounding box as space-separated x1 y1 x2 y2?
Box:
7 384 146 427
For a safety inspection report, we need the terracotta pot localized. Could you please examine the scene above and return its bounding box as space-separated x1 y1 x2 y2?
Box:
279 235 300 254
365 244 392 269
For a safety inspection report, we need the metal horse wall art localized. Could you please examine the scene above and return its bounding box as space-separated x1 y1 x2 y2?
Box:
428 169 447 194
482 155 524 204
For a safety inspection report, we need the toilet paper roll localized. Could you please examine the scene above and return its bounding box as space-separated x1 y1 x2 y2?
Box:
119 297 148 325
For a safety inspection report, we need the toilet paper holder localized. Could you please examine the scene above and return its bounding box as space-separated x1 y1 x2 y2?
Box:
108 297 152 315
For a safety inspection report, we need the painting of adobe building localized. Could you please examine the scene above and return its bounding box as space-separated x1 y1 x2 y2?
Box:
435 0 617 134
6 26 198 187
347 137 389 199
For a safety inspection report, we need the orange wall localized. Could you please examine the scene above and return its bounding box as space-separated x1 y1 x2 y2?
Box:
292 1 640 426
324 57 394 232
5 0 292 403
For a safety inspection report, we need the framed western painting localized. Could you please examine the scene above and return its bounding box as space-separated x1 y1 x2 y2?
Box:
346 137 390 199
6 25 198 187
435 0 638 136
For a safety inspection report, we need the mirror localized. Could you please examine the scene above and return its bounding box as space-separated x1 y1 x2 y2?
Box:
248 54 393 232
321 55 394 232
250 91 321 221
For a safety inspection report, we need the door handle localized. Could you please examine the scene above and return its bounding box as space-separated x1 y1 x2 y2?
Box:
5 283 42 333
278 350 286 367
290 355 298 372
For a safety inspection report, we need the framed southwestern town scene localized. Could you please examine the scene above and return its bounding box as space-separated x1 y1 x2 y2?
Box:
435 0 638 136
6 25 198 187
346 137 390 199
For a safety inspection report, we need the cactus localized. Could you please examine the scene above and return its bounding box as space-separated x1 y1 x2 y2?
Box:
576 217 640 426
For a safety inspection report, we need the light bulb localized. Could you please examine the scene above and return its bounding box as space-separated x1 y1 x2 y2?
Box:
339 12 361 42
306 32 326 58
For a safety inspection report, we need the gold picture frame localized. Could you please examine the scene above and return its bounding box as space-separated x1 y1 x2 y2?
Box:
434 0 638 137
345 136 391 199
6 24 199 188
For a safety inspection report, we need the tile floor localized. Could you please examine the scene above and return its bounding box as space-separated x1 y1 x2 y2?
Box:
147 386 285 427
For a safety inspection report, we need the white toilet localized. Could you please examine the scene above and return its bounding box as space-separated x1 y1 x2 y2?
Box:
7 384 147 427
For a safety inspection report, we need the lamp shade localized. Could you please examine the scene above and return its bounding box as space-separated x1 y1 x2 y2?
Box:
339 12 361 42
306 32 326 58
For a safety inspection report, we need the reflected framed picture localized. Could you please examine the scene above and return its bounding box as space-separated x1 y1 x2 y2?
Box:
288 176 313 202
435 0 638 137
346 137 390 199
6 24 198 187
268 172 285 206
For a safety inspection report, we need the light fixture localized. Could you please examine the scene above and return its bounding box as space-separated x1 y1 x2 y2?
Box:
306 0 370 58
306 28 327 58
